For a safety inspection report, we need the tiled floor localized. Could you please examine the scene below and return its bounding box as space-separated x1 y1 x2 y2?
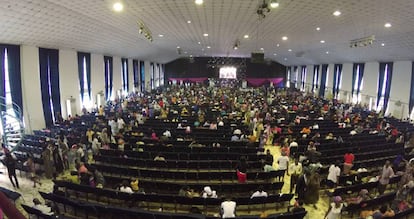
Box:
0 164 55 218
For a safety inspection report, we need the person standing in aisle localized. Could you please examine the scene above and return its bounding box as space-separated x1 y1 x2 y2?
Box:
4 152 19 188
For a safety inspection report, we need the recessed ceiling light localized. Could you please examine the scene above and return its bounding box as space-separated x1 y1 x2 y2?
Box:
203 33 208 37
320 40 325 43
206 46 211 49
187 20 192 24
316 27 321 31
326 51 329 54
284 58 287 60
381 43 385 46
190 55 193 57
158 34 164 37
197 41 201 44
273 53 277 56
288 49 292 52
260 48 264 51
276 44 280 47
384 23 392 28
333 10 341 16
244 35 249 39
270 0 279 8
195 0 203 5
282 36 288 41
176 46 180 49
113 2 124 12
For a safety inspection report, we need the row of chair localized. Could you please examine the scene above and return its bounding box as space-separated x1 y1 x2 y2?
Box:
52 181 292 213
95 174 284 196
332 175 401 197
92 163 285 183
39 190 307 219
95 155 265 171
99 149 265 161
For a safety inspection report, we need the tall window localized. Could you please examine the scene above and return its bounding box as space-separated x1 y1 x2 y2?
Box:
376 62 393 113
140 61 145 92
319 64 328 98
160 64 165 86
155 63 160 88
300 66 307 92
77 52 92 110
312 65 320 93
39 48 61 127
133 60 139 92
121 58 129 96
333 64 343 99
352 63 365 104
286 67 291 88
104 56 113 101
294 66 299 88
150 62 155 90
3 49 14 117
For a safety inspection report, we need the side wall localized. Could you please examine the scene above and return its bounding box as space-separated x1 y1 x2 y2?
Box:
19 45 160 133
288 61 413 118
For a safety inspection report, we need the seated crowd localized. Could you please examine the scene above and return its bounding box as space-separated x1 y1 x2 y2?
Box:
5 79 414 218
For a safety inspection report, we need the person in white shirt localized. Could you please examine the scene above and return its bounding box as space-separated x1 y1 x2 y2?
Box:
250 186 268 198
277 152 289 171
288 158 303 193
202 186 218 198
221 198 236 218
289 139 298 148
163 130 171 138
119 180 133 193
117 117 125 131
327 162 341 188
108 118 118 135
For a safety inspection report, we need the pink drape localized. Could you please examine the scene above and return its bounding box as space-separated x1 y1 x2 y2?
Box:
245 78 268 86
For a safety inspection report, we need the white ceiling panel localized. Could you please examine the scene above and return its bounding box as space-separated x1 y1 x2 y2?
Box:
0 0 414 65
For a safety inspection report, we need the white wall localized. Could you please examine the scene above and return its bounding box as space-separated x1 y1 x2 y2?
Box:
145 60 152 91
128 58 134 92
21 45 44 133
389 61 412 118
360 62 379 106
59 49 81 118
305 65 313 93
112 56 122 97
326 64 334 90
90 53 105 107
339 63 353 102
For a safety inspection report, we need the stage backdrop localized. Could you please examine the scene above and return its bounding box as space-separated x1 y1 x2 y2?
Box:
165 57 286 80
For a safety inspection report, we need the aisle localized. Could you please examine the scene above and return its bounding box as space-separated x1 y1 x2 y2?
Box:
264 144 329 219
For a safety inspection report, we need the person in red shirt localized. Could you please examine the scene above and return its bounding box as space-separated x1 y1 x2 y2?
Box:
344 151 355 175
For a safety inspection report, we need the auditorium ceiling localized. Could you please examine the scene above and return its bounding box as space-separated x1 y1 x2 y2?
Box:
1 0 414 65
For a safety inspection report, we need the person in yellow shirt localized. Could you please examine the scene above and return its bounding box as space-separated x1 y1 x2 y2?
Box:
130 178 139 192
98 105 104 116
86 128 94 143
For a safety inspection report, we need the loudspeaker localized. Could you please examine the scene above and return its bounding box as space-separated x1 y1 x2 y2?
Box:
251 52 264 63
